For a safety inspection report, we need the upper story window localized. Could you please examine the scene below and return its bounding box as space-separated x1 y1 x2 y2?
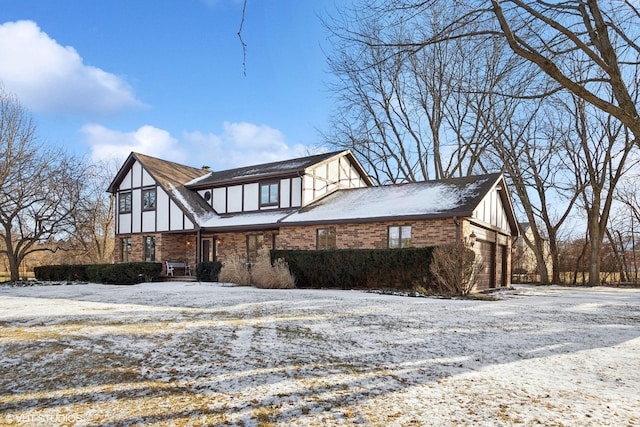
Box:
142 188 156 211
389 225 412 249
317 227 337 250
260 182 279 207
119 192 132 214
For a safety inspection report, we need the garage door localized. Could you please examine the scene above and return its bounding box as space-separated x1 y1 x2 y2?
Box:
476 240 494 290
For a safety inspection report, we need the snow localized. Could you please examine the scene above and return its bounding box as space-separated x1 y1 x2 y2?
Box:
281 181 482 224
183 172 213 187
0 283 638 426
199 209 298 229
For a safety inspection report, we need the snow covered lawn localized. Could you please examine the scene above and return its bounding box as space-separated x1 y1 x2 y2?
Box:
0 283 638 426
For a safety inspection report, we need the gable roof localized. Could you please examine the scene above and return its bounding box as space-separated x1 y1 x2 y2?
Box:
186 150 373 188
107 152 209 193
108 152 517 236
279 173 504 226
107 152 215 224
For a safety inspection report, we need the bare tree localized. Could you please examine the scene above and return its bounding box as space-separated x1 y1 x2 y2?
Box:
612 175 640 283
328 1 640 286
325 3 514 182
337 1 640 145
560 95 638 286
483 94 580 284
0 88 84 281
67 160 116 264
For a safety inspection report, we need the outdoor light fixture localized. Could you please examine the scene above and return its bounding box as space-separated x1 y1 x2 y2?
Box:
467 231 477 248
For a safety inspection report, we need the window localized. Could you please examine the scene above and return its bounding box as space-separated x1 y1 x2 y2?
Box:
143 236 156 262
317 227 337 250
260 182 279 206
119 192 132 213
142 188 156 211
246 234 264 263
121 237 131 262
389 225 412 248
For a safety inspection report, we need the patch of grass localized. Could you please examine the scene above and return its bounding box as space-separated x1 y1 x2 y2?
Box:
252 406 279 426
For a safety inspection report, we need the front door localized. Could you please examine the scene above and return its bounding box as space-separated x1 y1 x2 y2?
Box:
201 238 214 262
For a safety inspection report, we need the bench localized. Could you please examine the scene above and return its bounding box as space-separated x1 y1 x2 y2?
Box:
165 261 191 277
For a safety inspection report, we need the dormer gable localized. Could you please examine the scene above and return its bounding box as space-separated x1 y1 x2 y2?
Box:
188 150 373 215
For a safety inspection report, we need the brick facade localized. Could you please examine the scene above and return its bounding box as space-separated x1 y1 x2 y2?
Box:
210 231 277 263
277 218 460 250
114 232 197 275
113 219 512 289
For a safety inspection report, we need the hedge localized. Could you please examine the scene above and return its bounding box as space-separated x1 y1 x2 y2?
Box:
34 262 163 285
195 261 223 282
270 247 436 290
33 264 91 282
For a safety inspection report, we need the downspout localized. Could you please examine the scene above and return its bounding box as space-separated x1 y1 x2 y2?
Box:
453 216 461 243
196 228 202 264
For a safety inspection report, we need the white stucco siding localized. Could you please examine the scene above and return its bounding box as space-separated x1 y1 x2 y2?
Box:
350 164 363 187
142 169 155 186
132 162 142 188
280 179 291 208
244 183 259 211
120 170 133 190
302 175 314 206
157 188 169 231
490 191 498 226
228 185 243 213
339 158 351 187
328 159 339 181
184 217 194 230
141 211 155 232
291 177 302 207
473 189 512 233
169 200 184 230
131 188 141 233
118 213 132 234
213 188 226 213
315 164 327 180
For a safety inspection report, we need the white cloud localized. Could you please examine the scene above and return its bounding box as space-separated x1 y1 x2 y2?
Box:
183 121 309 169
83 124 188 164
0 20 144 116
85 121 311 169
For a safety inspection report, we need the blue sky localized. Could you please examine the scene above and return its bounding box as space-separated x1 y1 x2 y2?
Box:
0 0 341 169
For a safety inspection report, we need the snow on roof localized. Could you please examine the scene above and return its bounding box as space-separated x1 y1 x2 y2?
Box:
170 186 217 224
184 171 213 186
281 179 487 224
199 209 298 229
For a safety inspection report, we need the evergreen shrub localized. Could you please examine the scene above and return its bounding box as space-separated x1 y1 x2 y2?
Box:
34 264 90 282
195 261 223 282
35 262 162 285
270 247 436 290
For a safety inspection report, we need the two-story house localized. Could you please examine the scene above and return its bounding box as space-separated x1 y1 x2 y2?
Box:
107 150 518 289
